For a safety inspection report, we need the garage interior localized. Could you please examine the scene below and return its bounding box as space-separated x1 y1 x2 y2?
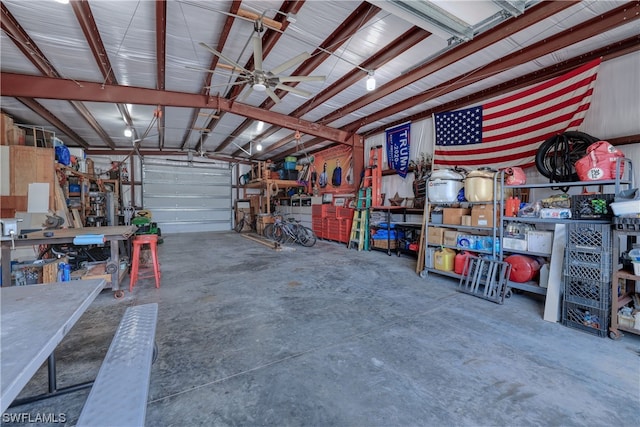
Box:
1 0 640 426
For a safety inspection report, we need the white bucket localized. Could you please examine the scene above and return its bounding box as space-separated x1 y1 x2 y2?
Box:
428 169 464 203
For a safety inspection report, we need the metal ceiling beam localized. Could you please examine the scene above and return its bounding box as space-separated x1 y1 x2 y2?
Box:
16 97 88 148
363 35 640 138
71 0 136 144
0 73 351 144
0 3 54 74
315 0 577 128
346 2 640 133
180 0 241 151
493 0 526 18
253 25 430 159
228 1 381 157
370 0 473 41
214 1 306 154
1 2 114 149
156 0 167 150
84 149 252 165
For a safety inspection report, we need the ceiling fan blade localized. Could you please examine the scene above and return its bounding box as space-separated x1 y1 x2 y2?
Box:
270 52 310 75
265 86 281 104
239 86 254 102
199 42 250 73
253 34 263 72
278 75 326 83
186 64 244 74
205 80 250 90
275 83 311 98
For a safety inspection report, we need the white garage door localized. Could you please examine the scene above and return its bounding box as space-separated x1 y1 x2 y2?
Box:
142 159 231 233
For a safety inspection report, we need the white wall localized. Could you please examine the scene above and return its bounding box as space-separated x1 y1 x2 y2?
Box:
366 52 640 201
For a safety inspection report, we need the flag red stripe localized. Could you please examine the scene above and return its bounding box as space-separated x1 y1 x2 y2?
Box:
435 132 559 156
483 83 595 124
483 58 601 110
433 151 538 167
483 106 591 142
483 90 594 132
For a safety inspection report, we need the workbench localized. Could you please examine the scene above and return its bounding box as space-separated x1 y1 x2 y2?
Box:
1 225 136 297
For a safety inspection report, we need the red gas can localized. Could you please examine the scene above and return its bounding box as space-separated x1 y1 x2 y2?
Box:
454 251 475 275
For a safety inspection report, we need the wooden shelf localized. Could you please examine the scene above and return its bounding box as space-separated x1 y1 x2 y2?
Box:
244 178 302 189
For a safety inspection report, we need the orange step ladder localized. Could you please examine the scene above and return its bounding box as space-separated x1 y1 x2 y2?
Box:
362 145 383 207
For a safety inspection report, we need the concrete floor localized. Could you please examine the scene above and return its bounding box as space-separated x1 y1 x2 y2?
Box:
4 231 640 426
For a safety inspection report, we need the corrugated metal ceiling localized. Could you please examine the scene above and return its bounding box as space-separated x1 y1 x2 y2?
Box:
1 0 638 162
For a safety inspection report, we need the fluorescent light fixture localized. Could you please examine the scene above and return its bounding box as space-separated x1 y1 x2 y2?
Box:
366 71 376 91
124 127 132 138
253 83 266 92
370 0 473 41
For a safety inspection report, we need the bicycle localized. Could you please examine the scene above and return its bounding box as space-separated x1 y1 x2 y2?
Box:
535 131 599 182
234 210 255 233
264 215 317 247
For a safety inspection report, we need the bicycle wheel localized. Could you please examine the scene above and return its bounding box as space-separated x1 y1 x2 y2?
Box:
263 223 276 240
271 224 287 243
234 215 245 232
535 131 599 182
296 225 317 247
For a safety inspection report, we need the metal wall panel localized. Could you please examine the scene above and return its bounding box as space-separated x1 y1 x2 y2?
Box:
142 160 231 233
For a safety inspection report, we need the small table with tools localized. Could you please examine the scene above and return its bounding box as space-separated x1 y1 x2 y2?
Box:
0 225 136 298
0 279 105 412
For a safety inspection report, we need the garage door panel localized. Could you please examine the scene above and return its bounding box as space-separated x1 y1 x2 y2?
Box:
142 161 231 233
144 182 229 202
146 208 229 222
143 196 229 210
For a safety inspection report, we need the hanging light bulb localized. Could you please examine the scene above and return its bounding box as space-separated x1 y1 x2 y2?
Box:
124 127 132 138
366 70 376 91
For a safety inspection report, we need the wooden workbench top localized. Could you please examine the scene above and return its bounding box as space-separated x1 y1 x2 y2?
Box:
20 225 137 240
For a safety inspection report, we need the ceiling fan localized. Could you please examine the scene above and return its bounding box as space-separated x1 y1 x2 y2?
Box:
199 20 326 103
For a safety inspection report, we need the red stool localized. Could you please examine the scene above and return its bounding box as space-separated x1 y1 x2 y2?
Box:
129 234 161 291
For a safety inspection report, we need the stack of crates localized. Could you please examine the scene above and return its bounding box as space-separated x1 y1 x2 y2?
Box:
562 223 612 337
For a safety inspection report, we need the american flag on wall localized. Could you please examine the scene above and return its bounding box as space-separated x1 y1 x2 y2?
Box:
432 58 601 170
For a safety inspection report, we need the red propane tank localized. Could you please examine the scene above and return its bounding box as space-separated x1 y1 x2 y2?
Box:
455 251 475 275
504 255 542 283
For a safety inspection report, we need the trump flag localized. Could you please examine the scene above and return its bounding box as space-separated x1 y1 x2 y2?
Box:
433 58 601 170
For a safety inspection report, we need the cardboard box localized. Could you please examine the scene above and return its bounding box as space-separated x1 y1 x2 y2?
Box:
526 230 554 254
6 127 25 145
427 226 445 245
461 215 472 226
0 113 14 145
442 208 471 225
471 204 497 227
443 230 460 247
503 237 527 251
539 208 571 219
